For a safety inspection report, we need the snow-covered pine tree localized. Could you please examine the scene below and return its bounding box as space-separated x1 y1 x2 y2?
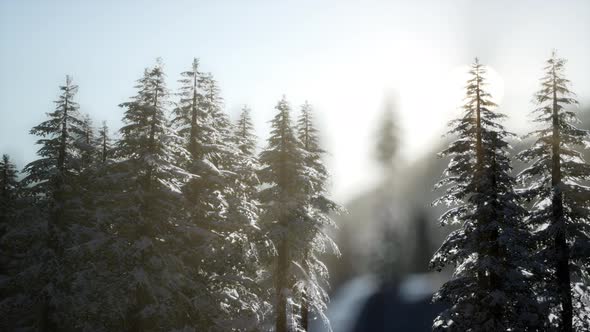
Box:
173 60 266 330
218 105 271 330
0 154 18 225
72 113 99 224
172 60 228 231
22 75 85 218
99 60 200 331
62 113 121 331
432 59 542 331
200 72 231 155
259 96 312 332
0 158 47 331
0 154 19 275
172 59 233 329
295 101 340 332
0 154 20 329
77 114 97 171
236 105 257 156
517 51 590 331
97 121 112 164
18 75 87 330
230 105 261 233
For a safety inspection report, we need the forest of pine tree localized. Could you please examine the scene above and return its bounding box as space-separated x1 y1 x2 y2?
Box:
0 59 340 332
433 53 590 331
0 51 589 332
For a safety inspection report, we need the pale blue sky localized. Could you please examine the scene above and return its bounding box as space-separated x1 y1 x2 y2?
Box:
1 0 589 201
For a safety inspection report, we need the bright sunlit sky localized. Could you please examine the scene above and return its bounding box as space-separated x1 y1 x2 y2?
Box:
1 0 589 202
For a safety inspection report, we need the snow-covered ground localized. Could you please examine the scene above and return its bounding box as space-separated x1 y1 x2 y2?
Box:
311 273 446 332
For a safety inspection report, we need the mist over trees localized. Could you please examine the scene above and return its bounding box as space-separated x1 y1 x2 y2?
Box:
0 50 589 332
0 59 340 332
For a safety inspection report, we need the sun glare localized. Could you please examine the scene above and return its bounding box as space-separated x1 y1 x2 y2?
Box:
393 63 506 162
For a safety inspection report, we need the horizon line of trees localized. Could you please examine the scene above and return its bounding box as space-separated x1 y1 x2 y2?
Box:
432 51 590 331
0 58 340 332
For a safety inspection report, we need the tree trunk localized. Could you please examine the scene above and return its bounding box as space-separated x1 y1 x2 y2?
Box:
102 132 107 163
488 134 502 321
276 236 289 332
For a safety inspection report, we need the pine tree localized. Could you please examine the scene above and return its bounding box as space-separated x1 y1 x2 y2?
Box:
259 96 312 332
375 98 398 170
100 61 199 331
517 51 590 331
172 59 228 232
0 179 46 331
220 105 270 330
97 121 112 164
0 154 19 276
19 75 86 331
432 59 541 330
0 154 18 228
77 114 97 171
236 105 257 156
295 101 340 331
173 59 265 330
371 98 402 283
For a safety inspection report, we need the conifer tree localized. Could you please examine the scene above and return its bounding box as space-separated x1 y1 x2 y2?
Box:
230 105 261 233
173 59 265 330
172 59 228 230
97 121 112 164
371 98 402 283
77 114 97 171
259 97 311 332
0 154 19 275
375 99 398 170
19 75 86 330
218 105 270 330
432 59 541 330
517 51 590 331
236 105 257 156
0 162 46 331
295 101 340 331
100 61 199 331
0 154 18 227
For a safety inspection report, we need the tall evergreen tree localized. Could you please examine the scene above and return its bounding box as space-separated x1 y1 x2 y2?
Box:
0 154 19 276
77 114 97 171
295 101 340 331
0 154 18 228
259 97 311 332
173 59 265 330
375 98 399 170
97 121 112 164
19 75 86 331
432 59 541 330
0 165 46 331
517 51 590 331
100 61 199 331
236 105 257 156
218 105 270 331
371 98 403 283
